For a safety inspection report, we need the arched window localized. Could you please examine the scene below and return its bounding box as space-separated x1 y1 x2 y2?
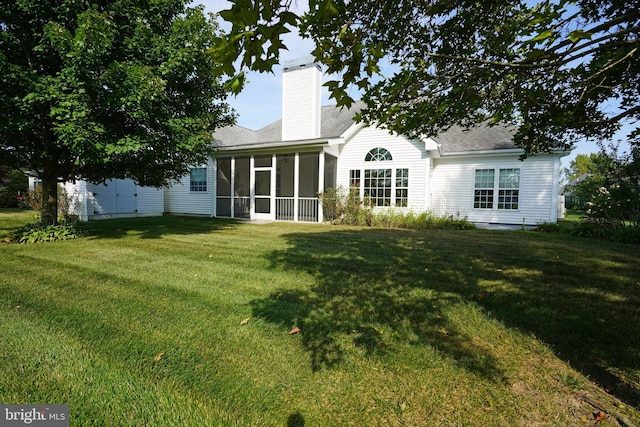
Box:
350 147 407 207
365 147 392 162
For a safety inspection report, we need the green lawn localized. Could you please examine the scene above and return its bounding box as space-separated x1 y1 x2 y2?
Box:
1 209 639 426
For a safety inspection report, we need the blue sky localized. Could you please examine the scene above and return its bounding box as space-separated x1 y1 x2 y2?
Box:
199 1 631 175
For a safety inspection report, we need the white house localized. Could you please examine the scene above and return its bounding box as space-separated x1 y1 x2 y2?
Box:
35 57 568 224
165 57 569 225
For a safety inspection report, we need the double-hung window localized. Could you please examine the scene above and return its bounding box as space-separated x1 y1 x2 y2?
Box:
396 168 409 207
190 167 207 192
474 168 519 210
474 169 495 209
498 168 520 209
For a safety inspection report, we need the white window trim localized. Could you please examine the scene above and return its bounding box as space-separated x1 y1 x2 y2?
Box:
350 166 409 208
189 166 208 192
473 167 520 210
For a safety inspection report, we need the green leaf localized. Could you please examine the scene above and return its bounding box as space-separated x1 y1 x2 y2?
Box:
530 30 554 43
568 30 592 43
318 0 340 18
228 74 245 94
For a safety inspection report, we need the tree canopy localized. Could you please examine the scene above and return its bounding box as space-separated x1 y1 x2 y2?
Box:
568 147 640 228
216 0 639 157
564 153 599 182
0 0 235 224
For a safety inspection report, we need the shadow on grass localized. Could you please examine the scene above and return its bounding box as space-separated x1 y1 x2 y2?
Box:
252 229 508 382
84 215 240 240
253 228 640 405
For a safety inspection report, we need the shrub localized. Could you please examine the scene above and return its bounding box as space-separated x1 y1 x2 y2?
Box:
0 188 19 207
6 185 85 243
0 169 28 208
570 148 640 228
571 218 640 243
320 186 373 226
369 211 474 230
319 186 343 224
534 221 561 233
319 188 474 230
11 223 86 244
23 185 79 224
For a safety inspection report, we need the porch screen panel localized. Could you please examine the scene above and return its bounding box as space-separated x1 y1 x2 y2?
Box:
216 159 231 196
216 158 231 217
298 153 319 197
254 155 272 168
276 154 295 221
277 154 295 197
216 199 231 217
324 154 337 191
234 157 250 218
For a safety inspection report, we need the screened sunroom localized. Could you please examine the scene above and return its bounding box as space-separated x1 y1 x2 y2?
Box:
213 151 337 222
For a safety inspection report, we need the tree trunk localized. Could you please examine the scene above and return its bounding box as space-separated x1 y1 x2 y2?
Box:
40 177 59 226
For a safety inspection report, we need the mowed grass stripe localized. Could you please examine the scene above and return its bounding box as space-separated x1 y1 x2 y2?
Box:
1 210 639 425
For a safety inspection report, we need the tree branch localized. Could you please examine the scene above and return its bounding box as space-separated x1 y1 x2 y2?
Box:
554 28 640 64
584 47 638 84
424 52 538 68
546 10 640 54
559 39 640 69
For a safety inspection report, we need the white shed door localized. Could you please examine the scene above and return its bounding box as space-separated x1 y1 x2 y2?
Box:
115 179 136 213
94 180 117 214
93 179 137 214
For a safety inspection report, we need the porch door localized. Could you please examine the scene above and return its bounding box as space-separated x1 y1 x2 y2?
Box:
253 155 274 220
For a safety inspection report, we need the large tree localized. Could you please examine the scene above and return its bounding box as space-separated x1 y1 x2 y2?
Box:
564 153 598 182
570 147 640 227
215 0 639 157
0 0 235 225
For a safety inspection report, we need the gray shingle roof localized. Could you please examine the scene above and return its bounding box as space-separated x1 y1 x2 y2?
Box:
214 102 519 153
213 103 363 150
434 124 518 153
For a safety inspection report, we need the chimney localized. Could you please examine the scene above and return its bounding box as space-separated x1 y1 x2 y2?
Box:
282 57 322 141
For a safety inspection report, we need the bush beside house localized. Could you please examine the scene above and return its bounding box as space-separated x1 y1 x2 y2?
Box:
0 168 27 208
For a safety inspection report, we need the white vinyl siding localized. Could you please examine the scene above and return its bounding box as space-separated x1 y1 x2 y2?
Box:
431 155 559 225
282 62 321 141
164 160 214 216
337 126 427 212
61 181 89 221
136 187 164 215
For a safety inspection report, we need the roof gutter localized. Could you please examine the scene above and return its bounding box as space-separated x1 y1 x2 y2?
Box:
214 138 332 154
440 147 572 158
441 148 524 157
